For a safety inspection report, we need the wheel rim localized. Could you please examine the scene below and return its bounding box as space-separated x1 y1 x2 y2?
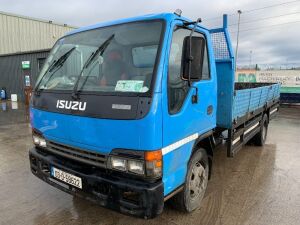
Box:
189 161 208 200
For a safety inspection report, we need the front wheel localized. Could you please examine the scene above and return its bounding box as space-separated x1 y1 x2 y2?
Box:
171 148 209 212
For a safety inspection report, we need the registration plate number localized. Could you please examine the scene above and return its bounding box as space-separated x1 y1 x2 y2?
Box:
51 167 82 189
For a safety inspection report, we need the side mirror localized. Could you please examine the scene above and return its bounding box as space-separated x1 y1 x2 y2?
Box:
181 36 205 82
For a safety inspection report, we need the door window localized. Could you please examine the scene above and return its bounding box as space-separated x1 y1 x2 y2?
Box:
168 27 210 114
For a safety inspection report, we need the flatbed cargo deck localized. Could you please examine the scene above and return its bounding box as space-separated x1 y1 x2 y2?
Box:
210 23 280 157
225 82 280 156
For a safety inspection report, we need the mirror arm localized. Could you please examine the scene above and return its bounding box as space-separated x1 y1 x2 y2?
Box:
187 18 202 87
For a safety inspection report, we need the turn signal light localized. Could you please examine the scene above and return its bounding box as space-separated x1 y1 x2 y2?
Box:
145 150 162 178
145 150 162 162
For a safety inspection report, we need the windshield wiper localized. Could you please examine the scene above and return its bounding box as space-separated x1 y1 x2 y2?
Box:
72 34 115 100
35 47 76 94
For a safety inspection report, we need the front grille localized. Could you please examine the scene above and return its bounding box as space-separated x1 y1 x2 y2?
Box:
46 141 107 168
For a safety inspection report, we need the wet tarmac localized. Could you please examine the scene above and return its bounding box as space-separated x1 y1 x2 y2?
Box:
0 101 299 225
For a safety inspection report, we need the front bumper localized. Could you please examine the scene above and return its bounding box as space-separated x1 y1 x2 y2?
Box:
29 147 164 219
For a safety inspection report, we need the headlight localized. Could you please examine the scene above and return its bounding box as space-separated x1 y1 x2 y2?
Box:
32 135 40 145
39 138 47 147
128 160 144 175
111 157 127 171
32 131 47 148
109 150 162 178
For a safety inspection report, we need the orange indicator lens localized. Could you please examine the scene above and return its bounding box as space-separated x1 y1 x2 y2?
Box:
145 150 162 161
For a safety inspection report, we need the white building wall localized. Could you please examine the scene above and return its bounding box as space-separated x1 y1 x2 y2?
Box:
0 11 76 55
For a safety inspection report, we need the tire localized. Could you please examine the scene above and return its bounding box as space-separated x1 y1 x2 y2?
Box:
252 114 268 146
170 148 209 212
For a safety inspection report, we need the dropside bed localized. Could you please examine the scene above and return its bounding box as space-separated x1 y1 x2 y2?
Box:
226 82 280 157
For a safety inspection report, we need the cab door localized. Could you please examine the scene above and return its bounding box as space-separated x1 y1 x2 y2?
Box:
161 22 217 195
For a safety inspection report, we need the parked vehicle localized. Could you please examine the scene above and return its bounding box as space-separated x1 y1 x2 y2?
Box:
29 12 280 219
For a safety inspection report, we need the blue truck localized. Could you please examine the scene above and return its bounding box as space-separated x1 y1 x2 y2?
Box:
29 12 280 218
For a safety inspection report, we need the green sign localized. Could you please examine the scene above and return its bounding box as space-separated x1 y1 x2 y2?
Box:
22 61 30 69
237 73 257 82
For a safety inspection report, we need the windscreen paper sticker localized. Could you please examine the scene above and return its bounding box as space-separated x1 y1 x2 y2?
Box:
115 80 144 92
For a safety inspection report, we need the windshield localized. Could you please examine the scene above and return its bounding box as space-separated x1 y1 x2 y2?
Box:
35 21 163 94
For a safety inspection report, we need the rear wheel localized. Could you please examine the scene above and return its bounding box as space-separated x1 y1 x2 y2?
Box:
252 114 268 146
171 148 209 212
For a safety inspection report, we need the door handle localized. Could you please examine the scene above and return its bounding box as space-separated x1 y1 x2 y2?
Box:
191 87 198 104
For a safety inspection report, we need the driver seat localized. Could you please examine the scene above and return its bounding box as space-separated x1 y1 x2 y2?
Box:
100 50 127 86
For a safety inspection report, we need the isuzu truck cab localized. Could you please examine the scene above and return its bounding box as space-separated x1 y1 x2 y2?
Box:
29 12 280 218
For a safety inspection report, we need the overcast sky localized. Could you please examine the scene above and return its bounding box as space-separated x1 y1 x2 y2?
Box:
1 0 300 67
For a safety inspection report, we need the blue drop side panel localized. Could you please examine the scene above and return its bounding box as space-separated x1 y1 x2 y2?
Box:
233 89 251 119
232 84 281 121
259 88 269 107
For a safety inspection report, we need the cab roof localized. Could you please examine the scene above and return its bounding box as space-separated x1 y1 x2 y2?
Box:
67 13 208 36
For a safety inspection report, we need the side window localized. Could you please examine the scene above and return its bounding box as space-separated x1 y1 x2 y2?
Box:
202 45 210 80
168 28 189 114
168 27 210 114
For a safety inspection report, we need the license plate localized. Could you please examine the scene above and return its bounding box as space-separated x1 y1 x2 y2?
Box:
51 167 82 189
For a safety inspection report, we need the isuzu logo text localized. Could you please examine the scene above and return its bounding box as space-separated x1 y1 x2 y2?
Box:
56 100 87 111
